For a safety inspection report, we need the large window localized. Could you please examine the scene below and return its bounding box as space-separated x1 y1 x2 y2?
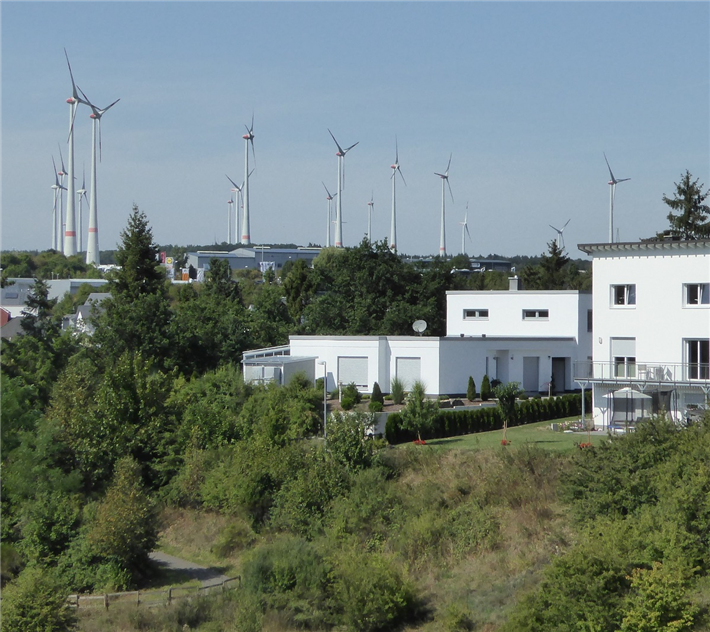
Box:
686 339 709 380
612 284 636 306
523 309 549 320
612 337 636 378
685 283 710 306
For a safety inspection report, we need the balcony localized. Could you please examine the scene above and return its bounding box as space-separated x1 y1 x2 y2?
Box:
574 361 710 386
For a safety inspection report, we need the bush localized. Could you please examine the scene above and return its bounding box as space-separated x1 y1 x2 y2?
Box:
467 376 476 401
390 377 405 405
1 566 76 632
369 400 384 413
341 396 356 411
480 375 492 401
371 382 384 406
330 550 418 632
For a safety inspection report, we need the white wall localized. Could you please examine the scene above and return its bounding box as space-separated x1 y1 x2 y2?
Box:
447 290 591 340
591 246 710 366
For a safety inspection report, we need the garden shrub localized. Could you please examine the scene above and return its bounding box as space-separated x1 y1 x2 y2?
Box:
467 376 476 401
480 375 492 401
371 382 384 406
390 376 405 405
368 400 383 413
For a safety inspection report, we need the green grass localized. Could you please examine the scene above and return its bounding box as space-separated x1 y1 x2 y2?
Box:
424 418 608 452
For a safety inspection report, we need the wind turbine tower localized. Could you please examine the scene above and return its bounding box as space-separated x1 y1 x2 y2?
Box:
390 138 406 251
241 117 255 244
549 219 571 250
78 87 119 266
604 153 630 244
435 154 454 258
226 174 245 244
57 146 68 253
328 129 359 248
227 198 234 243
63 50 88 257
367 193 374 243
76 165 88 252
51 156 66 251
322 182 337 248
459 210 471 255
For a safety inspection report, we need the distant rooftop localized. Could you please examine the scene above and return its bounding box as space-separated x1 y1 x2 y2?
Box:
578 239 710 255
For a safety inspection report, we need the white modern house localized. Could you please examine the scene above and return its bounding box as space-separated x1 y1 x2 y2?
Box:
243 277 593 397
574 239 710 428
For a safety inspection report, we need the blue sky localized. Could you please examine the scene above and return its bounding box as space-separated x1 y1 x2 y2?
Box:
2 1 708 258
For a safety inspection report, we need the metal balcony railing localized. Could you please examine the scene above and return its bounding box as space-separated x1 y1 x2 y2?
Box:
574 361 710 384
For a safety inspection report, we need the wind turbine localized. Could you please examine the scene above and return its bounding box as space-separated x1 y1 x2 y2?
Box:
63 49 89 257
390 137 406 251
227 197 234 243
322 182 337 248
549 218 571 250
76 164 88 252
328 129 358 248
241 116 255 244
367 193 374 243
435 154 454 257
50 156 66 251
77 87 120 266
57 145 69 253
604 153 630 244
459 209 471 255
226 174 246 244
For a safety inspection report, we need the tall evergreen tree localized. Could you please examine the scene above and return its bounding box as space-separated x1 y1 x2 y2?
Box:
656 171 710 240
108 205 166 301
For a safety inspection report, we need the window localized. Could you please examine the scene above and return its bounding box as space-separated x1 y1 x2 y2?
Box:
464 309 489 320
685 283 710 306
523 309 549 320
686 339 709 380
612 284 636 306
614 356 636 378
587 309 593 333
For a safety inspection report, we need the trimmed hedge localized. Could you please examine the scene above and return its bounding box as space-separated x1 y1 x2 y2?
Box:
385 392 591 444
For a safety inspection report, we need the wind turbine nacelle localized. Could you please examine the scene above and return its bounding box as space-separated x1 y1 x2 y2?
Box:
391 165 397 169
90 113 98 119
66 98 75 104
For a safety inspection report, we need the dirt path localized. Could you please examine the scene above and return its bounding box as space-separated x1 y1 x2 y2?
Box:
149 551 233 588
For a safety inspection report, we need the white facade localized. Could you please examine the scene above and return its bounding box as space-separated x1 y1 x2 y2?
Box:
575 239 710 428
243 282 592 397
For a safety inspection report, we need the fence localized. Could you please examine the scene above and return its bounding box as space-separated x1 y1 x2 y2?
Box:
66 576 240 610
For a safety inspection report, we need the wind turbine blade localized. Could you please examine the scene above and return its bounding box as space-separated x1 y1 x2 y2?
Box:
344 141 359 153
58 143 67 174
322 181 334 198
398 167 407 186
103 98 120 113
226 174 240 189
52 156 60 186
434 172 445 178
395 136 399 163
446 153 452 175
327 129 345 154
98 119 103 161
465 224 471 238
68 103 78 143
250 138 256 166
447 179 454 203
603 152 616 182
617 178 631 183
562 218 571 230
549 224 559 231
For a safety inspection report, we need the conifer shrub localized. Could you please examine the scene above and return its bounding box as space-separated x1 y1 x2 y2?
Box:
390 377 406 405
480 375 492 401
467 376 476 401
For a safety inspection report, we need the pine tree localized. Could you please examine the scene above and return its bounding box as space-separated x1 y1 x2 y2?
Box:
657 171 710 240
109 205 166 301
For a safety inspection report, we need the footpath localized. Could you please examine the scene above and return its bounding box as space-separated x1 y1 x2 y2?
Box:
148 551 233 588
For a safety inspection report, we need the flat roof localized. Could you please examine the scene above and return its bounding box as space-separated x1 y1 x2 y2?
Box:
578 239 710 255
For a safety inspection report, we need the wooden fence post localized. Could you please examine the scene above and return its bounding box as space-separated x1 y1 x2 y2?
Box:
104 594 109 611
168 587 172 606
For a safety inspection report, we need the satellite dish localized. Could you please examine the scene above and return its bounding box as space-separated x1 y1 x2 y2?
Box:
412 320 427 335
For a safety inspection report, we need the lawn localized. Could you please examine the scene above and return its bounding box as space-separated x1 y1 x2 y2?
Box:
424 418 609 452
